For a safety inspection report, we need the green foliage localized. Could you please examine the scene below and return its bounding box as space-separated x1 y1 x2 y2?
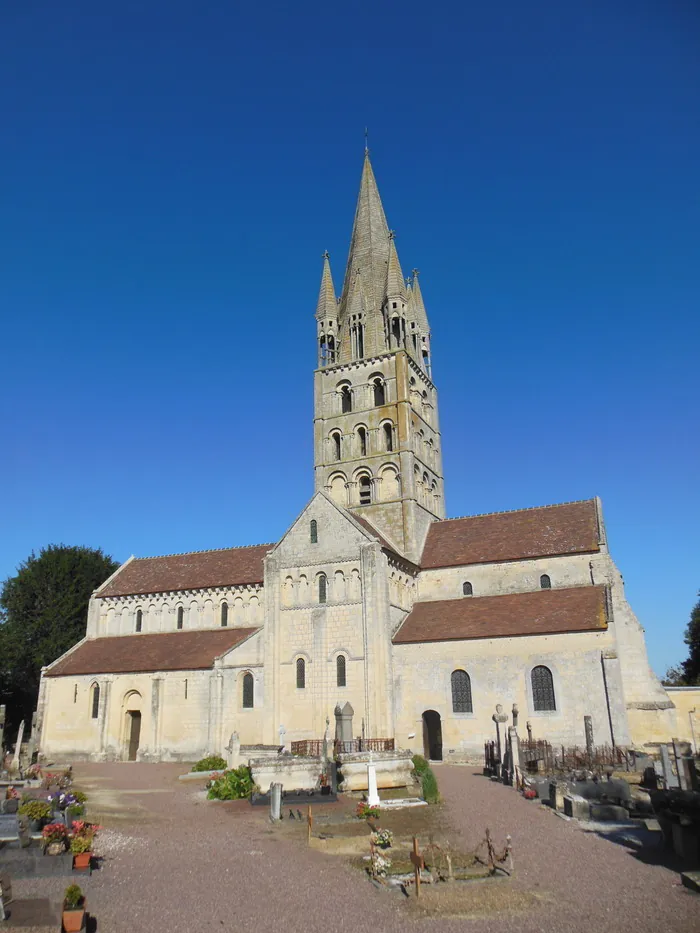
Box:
206 766 254 800
70 834 93 854
421 767 440 804
192 755 227 773
411 754 430 775
0 545 119 733
63 885 84 909
18 799 52 820
662 665 688 686
71 791 88 805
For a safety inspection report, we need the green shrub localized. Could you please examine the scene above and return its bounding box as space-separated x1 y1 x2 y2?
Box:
421 767 439 804
411 754 429 775
192 755 228 773
18 799 52 821
71 791 88 804
63 885 84 909
207 766 254 800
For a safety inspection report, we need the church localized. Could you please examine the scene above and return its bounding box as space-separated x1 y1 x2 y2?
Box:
37 151 675 763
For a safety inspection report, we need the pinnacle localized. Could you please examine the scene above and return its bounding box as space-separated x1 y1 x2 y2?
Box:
385 232 406 300
410 268 429 332
315 252 337 320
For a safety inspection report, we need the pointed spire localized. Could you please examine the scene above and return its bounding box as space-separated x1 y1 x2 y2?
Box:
410 268 430 332
385 231 406 300
315 250 337 320
339 150 390 328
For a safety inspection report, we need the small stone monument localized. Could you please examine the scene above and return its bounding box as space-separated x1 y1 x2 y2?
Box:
225 732 240 770
334 702 354 745
10 721 24 775
492 704 509 765
270 782 282 821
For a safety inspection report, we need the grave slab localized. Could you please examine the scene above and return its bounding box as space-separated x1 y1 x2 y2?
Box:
0 897 59 928
681 870 700 894
589 804 629 822
563 794 590 821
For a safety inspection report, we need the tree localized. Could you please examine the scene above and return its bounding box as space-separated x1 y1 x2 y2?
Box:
681 592 700 685
662 665 687 687
0 545 120 738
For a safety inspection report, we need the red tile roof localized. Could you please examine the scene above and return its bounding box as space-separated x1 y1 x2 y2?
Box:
421 500 600 569
97 544 273 598
392 585 607 644
45 628 260 677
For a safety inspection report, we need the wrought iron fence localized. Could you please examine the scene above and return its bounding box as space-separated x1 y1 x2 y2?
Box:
290 737 395 757
520 740 630 773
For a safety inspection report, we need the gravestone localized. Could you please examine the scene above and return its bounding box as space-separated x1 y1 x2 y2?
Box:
659 745 678 789
225 732 240 769
270 782 282 821
672 739 688 790
549 780 568 811
584 716 594 755
564 794 590 820
334 702 354 744
10 721 24 774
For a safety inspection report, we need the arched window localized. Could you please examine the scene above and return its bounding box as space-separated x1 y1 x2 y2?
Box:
296 657 306 689
451 670 473 713
336 654 346 687
177 606 184 629
373 378 386 406
135 609 142 633
383 423 393 452
242 672 254 709
540 574 551 589
331 432 341 461
327 335 335 363
90 683 100 719
531 666 556 711
357 426 367 456
359 475 372 505
220 601 228 627
310 519 318 544
318 573 327 604
341 385 352 413
462 581 473 596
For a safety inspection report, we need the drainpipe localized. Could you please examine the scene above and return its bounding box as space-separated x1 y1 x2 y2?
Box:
600 653 616 749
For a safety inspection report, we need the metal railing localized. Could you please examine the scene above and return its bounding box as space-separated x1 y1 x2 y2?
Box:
290 737 395 757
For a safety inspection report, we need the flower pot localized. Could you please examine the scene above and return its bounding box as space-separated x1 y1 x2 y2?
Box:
73 852 92 871
62 904 86 933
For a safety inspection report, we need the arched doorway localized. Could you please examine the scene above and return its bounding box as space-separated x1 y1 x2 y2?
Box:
422 710 442 761
123 691 143 761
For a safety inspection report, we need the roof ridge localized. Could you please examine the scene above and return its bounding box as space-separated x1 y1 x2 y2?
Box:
134 542 276 561
438 498 596 523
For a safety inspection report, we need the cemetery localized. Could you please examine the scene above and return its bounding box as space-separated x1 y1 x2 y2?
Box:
0 694 699 929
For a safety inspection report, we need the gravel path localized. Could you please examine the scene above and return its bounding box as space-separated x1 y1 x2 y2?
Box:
9 763 698 932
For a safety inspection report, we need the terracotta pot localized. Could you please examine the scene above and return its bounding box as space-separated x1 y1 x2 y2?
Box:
73 851 92 870
62 903 86 933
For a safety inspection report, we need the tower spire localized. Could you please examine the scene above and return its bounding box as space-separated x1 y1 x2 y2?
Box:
410 268 430 332
315 251 337 320
385 231 406 300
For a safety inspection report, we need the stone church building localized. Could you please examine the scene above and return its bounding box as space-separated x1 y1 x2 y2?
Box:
38 152 674 763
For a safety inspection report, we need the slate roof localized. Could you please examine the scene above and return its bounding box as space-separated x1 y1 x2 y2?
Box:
392 585 607 644
421 500 600 569
96 544 273 598
45 629 259 677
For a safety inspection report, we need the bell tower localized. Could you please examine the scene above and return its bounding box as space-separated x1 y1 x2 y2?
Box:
313 151 445 562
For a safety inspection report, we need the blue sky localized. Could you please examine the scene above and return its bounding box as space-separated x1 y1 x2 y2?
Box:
1 1 698 676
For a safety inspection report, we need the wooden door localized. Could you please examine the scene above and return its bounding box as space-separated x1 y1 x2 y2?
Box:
128 712 142 761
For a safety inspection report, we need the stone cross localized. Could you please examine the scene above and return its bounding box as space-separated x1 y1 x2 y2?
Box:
367 761 380 807
492 705 508 764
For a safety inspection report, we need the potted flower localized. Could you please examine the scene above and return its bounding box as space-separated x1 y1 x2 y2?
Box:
69 820 100 871
319 772 331 796
62 884 86 933
42 821 69 855
18 798 52 832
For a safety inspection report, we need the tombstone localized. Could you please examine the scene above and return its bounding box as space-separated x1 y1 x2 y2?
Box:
10 721 24 774
334 702 354 745
367 758 380 807
549 780 568 811
270 782 282 821
659 745 678 789
508 726 522 784
584 716 594 755
672 739 688 790
511 704 519 728
492 705 508 773
224 732 240 770
321 716 330 764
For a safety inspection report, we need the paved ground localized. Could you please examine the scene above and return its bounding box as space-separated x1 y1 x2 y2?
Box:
9 763 699 932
